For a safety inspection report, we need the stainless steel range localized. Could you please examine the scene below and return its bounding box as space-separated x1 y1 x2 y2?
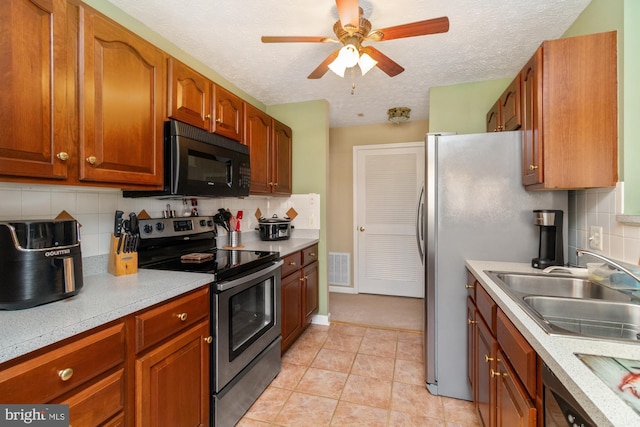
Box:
137 216 282 427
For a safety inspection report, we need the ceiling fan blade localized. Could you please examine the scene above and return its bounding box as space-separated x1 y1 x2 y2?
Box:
368 16 450 41
362 46 404 77
336 0 360 32
308 50 340 79
261 36 335 43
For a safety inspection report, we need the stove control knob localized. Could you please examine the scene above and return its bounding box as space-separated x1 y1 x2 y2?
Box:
207 220 214 227
156 222 165 232
200 219 207 227
143 224 153 234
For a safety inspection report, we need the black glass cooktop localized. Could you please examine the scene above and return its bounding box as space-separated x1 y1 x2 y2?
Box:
141 249 279 282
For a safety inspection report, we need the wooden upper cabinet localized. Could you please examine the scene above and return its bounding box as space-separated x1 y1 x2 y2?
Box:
0 0 71 180
486 74 521 132
521 31 618 190
79 5 165 187
167 58 212 130
244 103 272 194
272 120 293 196
213 85 243 141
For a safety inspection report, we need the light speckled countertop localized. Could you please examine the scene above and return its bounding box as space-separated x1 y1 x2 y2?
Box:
0 234 318 366
466 260 640 427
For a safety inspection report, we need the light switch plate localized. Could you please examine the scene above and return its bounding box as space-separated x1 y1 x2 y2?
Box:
589 225 603 250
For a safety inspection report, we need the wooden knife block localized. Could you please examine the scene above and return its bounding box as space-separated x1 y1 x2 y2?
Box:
107 234 138 276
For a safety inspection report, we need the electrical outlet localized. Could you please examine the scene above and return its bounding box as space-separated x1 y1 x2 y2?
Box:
589 225 603 251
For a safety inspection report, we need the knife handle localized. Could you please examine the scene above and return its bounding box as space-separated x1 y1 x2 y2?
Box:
114 210 124 237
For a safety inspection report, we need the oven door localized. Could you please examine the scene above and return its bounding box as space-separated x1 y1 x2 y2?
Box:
213 260 282 392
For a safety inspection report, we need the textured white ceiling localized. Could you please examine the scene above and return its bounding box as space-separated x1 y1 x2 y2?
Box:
105 0 591 128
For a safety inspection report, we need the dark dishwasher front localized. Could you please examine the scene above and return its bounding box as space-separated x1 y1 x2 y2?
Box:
543 363 595 427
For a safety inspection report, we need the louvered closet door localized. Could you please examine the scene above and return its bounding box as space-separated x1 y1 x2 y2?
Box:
355 143 424 298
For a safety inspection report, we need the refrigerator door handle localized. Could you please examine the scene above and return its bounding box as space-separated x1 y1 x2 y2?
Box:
415 183 425 263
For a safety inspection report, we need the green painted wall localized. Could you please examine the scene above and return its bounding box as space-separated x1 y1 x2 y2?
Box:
428 78 512 133
268 101 330 317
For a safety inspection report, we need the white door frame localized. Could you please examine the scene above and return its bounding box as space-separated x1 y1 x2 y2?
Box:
352 141 424 296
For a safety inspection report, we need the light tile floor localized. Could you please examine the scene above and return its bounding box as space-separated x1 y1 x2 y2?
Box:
239 323 481 426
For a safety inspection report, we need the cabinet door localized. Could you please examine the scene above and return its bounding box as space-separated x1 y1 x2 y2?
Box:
486 101 501 132
476 316 496 427
501 74 522 131
212 85 243 141
467 297 477 393
80 7 165 186
272 120 293 196
521 49 543 187
244 103 272 195
167 58 212 130
0 0 70 180
281 271 303 352
303 261 319 324
136 321 210 427
495 350 536 427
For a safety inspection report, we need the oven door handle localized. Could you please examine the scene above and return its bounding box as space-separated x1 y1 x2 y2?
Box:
215 260 284 291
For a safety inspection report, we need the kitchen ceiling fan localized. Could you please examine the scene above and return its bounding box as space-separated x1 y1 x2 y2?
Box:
261 0 449 79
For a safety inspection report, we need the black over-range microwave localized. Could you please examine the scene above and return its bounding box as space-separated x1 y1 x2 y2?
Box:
123 120 250 198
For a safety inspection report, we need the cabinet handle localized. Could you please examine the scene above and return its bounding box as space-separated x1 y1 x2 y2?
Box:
273 182 278 187
359 226 365 232
465 284 475 289
56 152 69 161
467 318 477 325
268 182 274 187
484 354 494 363
205 114 211 120
528 164 538 170
177 312 188 321
309 253 316 257
215 118 222 123
58 368 74 381
204 336 213 344
490 369 504 378
86 156 97 165
289 261 297 266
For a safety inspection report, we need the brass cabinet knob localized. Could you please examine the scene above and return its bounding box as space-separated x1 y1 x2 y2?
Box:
467 318 477 325
86 156 97 165
465 284 475 289
359 226 365 232
205 114 211 120
309 253 317 257
289 261 297 266
204 336 213 344
490 369 504 378
484 354 494 363
273 182 278 187
56 152 69 161
58 368 74 381
529 164 538 170
177 312 188 321
215 118 222 123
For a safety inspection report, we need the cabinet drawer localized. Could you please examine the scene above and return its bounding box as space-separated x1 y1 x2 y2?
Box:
135 287 209 353
302 244 319 267
0 322 125 403
282 251 302 277
476 285 496 333
497 309 537 398
57 369 125 427
466 270 476 300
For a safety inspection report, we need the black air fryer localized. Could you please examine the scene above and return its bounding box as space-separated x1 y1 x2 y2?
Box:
0 219 83 310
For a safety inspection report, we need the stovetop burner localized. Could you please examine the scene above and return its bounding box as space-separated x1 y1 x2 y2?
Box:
136 216 279 282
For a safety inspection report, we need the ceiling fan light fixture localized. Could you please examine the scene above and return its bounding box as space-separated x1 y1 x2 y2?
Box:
358 52 377 76
329 44 360 77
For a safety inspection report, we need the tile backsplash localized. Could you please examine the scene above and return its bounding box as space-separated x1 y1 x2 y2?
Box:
0 182 320 257
568 183 640 266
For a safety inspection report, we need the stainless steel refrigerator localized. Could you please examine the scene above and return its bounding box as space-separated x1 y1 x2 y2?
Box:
417 131 567 400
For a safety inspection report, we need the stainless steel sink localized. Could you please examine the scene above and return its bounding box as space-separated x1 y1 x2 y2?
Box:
485 271 640 342
491 272 632 302
523 296 640 341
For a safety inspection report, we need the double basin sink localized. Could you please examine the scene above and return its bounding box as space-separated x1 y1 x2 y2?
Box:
485 271 640 342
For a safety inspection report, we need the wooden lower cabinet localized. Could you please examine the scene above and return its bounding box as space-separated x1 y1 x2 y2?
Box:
281 244 320 352
467 271 537 427
135 321 210 427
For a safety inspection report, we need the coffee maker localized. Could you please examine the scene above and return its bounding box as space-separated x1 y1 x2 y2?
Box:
532 209 564 269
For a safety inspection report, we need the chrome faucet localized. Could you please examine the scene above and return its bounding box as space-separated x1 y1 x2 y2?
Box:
576 249 640 284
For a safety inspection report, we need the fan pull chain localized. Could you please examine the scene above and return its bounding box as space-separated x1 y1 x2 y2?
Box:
349 67 356 95
351 82 356 95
